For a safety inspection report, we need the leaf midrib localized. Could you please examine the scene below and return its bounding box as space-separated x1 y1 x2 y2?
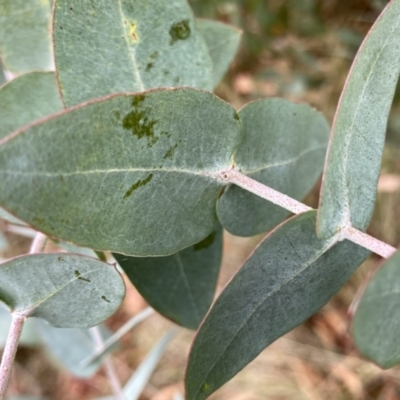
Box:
191 235 337 399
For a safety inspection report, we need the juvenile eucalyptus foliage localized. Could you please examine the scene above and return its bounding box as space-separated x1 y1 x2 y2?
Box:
0 0 400 399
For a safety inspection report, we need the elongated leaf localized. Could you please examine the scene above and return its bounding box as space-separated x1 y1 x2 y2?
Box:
197 19 242 88
53 0 213 106
0 89 240 256
217 98 329 237
123 329 176 400
0 207 26 225
185 211 369 400
115 224 223 330
317 0 400 238
0 253 125 327
352 249 400 368
34 319 109 377
0 0 53 73
0 306 40 347
0 72 63 139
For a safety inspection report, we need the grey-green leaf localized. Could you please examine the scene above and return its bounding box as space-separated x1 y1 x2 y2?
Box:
0 253 125 327
114 224 223 330
185 211 369 400
53 0 213 106
0 61 5 86
0 72 63 140
351 249 400 368
0 231 8 252
197 19 242 88
34 320 109 377
0 0 53 73
317 0 400 238
217 98 329 237
0 89 240 256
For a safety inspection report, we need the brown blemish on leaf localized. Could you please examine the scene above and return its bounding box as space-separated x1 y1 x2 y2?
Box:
129 21 139 41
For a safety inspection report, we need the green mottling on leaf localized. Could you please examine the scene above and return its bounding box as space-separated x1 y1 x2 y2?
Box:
122 99 158 146
124 174 153 199
169 19 191 45
146 62 154 72
163 143 178 160
193 231 216 251
146 51 159 71
233 111 240 121
113 110 120 120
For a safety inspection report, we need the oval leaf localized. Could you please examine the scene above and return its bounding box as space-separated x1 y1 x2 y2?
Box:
0 253 125 327
185 211 369 400
197 19 242 88
115 224 223 330
0 0 53 73
217 98 329 237
53 0 213 106
317 0 400 238
0 72 63 139
0 89 240 256
352 249 400 368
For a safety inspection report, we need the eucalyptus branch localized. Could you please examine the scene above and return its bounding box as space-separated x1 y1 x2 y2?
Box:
0 314 25 400
89 326 125 400
29 232 47 253
222 169 396 259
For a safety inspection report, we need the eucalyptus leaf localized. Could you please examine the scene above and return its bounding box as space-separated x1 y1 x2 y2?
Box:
217 98 329 237
0 89 240 256
123 329 177 400
185 211 369 400
0 72 63 140
0 0 53 73
352 249 400 368
197 19 242 88
0 253 125 327
115 224 223 330
34 319 110 377
317 0 400 238
0 207 26 225
0 61 5 86
53 0 213 106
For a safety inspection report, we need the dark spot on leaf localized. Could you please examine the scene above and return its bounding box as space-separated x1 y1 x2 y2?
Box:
145 52 158 71
124 174 153 199
123 96 158 146
101 295 111 303
169 20 191 45
74 270 91 283
146 63 154 71
193 231 216 251
58 256 64 261
233 111 240 121
60 26 63 29
33 217 44 225
129 22 138 41
163 144 178 160
69 7 73 10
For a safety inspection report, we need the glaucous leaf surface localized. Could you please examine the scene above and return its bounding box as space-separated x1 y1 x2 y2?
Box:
53 0 213 106
34 320 109 377
0 89 240 256
115 224 223 329
197 19 242 88
0 72 63 139
352 250 400 368
0 0 53 73
217 99 329 237
317 0 400 238
0 253 125 327
0 231 8 252
185 211 369 400
0 207 26 225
